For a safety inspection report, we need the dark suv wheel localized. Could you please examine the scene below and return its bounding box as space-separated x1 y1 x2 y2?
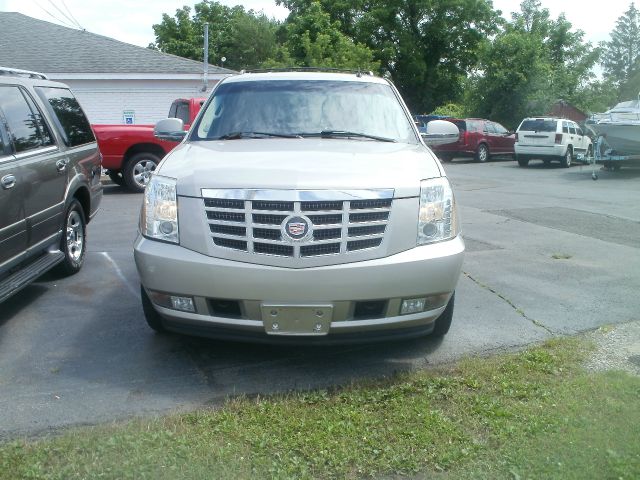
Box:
431 293 455 337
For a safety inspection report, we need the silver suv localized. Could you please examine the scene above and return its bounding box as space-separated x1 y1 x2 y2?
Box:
0 67 102 302
135 71 464 343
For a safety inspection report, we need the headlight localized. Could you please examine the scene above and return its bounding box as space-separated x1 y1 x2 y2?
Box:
417 177 459 245
141 175 179 244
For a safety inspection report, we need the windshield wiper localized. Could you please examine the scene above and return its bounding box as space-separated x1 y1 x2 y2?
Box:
215 131 301 140
298 131 397 143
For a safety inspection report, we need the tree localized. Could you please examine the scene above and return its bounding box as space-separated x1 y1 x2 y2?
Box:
602 2 640 97
279 0 499 113
264 1 378 70
151 2 279 70
468 0 600 127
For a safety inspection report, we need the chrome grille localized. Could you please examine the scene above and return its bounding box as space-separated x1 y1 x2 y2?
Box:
203 189 393 258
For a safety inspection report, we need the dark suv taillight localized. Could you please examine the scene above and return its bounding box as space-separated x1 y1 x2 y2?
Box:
515 132 519 142
555 133 563 144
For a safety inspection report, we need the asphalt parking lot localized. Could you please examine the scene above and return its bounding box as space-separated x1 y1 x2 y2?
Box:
1 158 639 439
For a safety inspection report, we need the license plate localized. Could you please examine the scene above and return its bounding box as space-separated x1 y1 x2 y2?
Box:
261 304 332 336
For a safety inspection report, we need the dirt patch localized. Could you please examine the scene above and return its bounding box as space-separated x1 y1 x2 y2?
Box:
584 320 640 376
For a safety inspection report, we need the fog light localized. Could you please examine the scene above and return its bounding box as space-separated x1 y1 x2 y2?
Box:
401 298 427 315
159 221 174 235
170 296 195 312
422 223 438 238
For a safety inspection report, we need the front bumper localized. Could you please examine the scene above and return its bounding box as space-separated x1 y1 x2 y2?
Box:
134 235 465 342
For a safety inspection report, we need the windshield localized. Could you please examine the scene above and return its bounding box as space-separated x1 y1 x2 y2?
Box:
194 79 418 144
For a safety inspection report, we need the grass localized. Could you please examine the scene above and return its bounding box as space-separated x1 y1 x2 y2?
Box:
1 337 639 480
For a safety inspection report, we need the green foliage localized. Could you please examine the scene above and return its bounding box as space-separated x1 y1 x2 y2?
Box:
280 0 499 113
431 103 467 118
602 2 640 95
151 2 280 70
468 0 600 128
264 1 378 70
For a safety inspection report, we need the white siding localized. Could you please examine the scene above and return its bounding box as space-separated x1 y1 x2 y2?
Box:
58 79 217 125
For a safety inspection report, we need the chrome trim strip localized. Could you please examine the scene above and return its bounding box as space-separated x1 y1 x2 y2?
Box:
13 146 59 160
202 189 394 201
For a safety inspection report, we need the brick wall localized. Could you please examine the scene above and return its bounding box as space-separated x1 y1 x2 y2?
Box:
60 79 217 125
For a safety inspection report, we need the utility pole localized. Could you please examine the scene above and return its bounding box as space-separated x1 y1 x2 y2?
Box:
202 24 209 92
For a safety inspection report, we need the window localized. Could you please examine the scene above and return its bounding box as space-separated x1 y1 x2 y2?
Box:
569 124 577 135
195 80 417 144
453 120 468 132
519 119 557 132
36 87 94 147
562 121 570 133
484 122 497 134
493 122 508 134
174 102 190 124
0 86 53 153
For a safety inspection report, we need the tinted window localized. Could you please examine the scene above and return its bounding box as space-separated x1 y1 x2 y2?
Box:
0 86 51 153
452 120 468 131
519 119 557 132
562 121 569 133
22 90 54 146
569 125 577 135
36 87 94 147
174 102 190 124
196 80 417 144
484 122 497 134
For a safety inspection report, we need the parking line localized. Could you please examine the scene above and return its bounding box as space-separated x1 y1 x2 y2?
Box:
99 252 140 299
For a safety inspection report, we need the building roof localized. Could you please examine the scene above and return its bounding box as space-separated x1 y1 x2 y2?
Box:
0 12 234 76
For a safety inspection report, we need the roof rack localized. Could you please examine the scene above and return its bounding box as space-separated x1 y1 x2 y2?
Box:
0 66 48 80
240 67 375 77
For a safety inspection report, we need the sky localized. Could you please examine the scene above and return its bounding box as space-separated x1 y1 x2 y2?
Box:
0 0 633 49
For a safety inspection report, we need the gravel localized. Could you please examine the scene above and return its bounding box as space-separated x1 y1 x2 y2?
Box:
584 320 640 377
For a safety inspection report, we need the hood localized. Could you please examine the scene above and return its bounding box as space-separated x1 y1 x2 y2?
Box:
158 138 443 198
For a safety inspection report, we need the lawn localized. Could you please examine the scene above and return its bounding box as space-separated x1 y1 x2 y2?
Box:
1 336 638 479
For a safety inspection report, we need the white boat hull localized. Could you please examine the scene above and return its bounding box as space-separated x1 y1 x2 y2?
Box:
587 123 640 156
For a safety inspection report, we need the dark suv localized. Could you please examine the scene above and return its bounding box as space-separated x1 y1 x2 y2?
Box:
429 118 515 162
0 67 102 302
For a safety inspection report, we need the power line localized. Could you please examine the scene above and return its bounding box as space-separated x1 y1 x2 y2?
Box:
47 0 81 29
34 1 78 29
60 0 83 30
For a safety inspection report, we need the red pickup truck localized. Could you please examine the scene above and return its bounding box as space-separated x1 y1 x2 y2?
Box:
93 97 205 192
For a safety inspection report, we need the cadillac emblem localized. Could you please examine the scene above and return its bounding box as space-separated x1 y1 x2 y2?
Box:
282 215 312 242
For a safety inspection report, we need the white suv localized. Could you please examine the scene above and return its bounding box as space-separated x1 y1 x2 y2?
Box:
515 117 592 168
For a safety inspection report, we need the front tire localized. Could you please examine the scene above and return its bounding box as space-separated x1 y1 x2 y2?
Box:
431 293 455 337
516 154 529 167
55 199 86 276
107 170 125 186
475 144 489 163
141 285 166 333
123 152 161 193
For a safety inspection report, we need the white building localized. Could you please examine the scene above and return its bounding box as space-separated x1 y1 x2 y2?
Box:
0 12 234 124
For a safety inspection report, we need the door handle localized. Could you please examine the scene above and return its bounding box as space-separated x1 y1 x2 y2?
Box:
56 159 68 172
1 174 16 189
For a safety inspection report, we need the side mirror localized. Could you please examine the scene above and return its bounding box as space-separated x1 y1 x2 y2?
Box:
155 118 187 142
421 120 460 145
